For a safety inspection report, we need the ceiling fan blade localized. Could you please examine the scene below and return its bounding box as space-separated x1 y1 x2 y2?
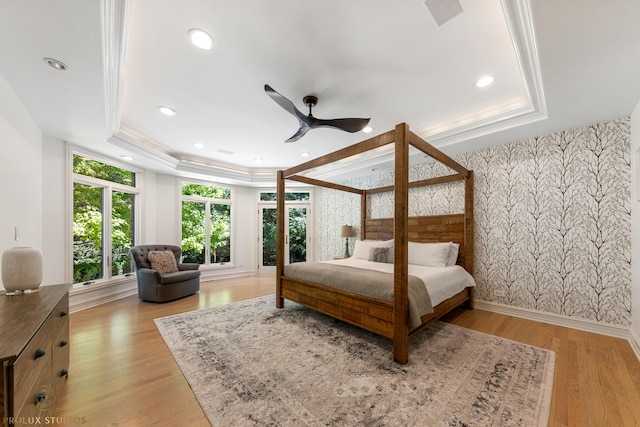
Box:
285 126 311 143
312 117 371 133
264 84 309 124
422 0 463 26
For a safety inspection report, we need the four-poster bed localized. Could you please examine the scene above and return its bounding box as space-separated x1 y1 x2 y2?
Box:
276 123 474 364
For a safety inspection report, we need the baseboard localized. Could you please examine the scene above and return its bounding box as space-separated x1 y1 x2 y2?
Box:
630 328 640 361
475 300 631 339
200 268 257 281
70 281 138 313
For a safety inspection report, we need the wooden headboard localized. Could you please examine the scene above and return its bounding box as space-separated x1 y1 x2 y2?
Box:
364 214 468 271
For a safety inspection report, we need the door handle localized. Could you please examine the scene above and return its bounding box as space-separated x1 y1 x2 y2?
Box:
285 235 288 244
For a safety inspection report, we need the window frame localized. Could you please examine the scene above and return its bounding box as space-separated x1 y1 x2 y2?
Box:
180 180 235 269
69 148 141 287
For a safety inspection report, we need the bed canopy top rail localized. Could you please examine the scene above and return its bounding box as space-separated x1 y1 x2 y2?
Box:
365 173 465 195
282 129 396 178
286 175 364 195
408 131 469 178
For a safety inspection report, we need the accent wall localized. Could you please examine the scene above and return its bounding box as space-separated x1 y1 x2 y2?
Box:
317 117 631 327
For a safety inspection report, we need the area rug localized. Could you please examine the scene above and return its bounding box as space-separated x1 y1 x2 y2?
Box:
155 295 555 426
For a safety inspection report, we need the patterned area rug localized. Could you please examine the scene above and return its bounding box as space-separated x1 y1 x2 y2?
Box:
155 296 555 426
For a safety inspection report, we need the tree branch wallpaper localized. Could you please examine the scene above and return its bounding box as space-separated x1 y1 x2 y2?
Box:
316 117 631 327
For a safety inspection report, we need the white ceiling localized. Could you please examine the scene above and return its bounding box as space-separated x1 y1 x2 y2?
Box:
1 0 639 186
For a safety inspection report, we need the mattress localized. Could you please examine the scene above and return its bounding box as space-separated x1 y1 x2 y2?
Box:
323 257 476 307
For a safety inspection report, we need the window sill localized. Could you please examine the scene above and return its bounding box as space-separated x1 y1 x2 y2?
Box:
198 263 236 272
70 274 136 294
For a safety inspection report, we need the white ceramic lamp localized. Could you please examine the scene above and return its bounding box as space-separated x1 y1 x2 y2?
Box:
2 247 43 295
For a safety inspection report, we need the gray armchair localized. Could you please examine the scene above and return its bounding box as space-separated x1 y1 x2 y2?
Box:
130 244 200 302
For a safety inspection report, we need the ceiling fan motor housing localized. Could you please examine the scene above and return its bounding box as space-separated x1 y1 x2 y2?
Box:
303 95 318 108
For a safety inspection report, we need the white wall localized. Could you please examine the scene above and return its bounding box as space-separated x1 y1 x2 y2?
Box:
0 74 43 291
41 135 68 285
154 173 181 244
141 169 157 244
631 99 640 345
233 186 257 274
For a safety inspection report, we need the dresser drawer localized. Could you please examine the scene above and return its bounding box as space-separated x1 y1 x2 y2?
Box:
11 319 52 416
52 317 70 399
14 356 54 427
51 296 69 335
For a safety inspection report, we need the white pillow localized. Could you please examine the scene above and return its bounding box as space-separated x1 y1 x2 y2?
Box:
447 243 460 266
353 239 393 260
408 242 452 267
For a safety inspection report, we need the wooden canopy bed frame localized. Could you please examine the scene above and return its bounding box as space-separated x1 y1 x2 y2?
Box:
276 123 474 364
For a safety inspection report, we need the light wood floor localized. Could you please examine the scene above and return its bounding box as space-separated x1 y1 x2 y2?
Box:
55 276 640 426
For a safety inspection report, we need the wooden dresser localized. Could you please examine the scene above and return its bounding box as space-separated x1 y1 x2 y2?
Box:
0 284 72 427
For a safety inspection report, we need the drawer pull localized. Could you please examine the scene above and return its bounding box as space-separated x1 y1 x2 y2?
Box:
35 391 47 405
60 340 68 347
60 369 69 378
34 348 46 359
60 310 68 317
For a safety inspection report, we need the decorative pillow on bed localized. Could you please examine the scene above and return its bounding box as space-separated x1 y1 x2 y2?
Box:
447 243 460 266
148 250 179 274
408 242 451 267
353 239 393 260
368 247 389 263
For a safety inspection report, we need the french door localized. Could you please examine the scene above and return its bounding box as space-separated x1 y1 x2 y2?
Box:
259 204 310 273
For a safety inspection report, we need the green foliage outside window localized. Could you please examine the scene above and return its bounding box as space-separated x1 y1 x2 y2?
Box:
73 183 103 282
259 192 309 201
73 154 135 186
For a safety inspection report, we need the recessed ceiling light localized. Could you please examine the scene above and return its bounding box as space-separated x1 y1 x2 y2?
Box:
362 126 373 133
193 143 205 149
301 152 311 157
253 157 264 163
120 155 134 161
158 106 177 116
188 28 214 50
476 75 495 88
43 57 68 71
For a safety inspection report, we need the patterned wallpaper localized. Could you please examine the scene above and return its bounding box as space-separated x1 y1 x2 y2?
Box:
316 117 631 327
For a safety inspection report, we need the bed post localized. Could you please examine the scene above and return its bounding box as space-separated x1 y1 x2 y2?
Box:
464 170 474 309
361 191 367 240
276 170 285 308
393 123 410 365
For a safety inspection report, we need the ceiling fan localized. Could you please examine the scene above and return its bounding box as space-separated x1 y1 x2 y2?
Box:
264 84 370 143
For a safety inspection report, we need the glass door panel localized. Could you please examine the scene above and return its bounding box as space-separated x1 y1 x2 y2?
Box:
288 207 307 264
259 205 309 273
260 207 277 270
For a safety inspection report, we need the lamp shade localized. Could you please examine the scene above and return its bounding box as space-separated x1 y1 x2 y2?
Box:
341 225 355 238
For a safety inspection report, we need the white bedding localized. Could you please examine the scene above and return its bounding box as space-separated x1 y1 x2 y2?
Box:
322 257 476 307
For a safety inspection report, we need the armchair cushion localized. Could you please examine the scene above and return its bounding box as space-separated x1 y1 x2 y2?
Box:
148 250 179 274
159 270 201 285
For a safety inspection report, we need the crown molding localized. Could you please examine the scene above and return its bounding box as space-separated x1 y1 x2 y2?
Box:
416 0 547 148
102 0 129 138
109 128 179 168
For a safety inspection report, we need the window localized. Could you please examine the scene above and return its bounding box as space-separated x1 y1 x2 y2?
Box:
181 182 232 265
72 154 139 284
